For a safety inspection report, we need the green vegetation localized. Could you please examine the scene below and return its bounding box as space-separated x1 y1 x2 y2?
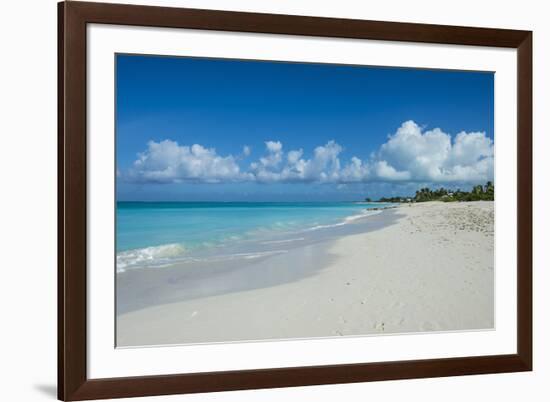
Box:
372 181 494 203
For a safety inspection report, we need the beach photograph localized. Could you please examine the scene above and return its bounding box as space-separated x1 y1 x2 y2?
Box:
115 55 495 347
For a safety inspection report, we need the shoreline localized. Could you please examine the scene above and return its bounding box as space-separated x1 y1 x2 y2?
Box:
117 201 494 347
116 207 400 315
115 202 395 273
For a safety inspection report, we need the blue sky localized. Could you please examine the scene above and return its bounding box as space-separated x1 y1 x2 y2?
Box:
116 54 494 201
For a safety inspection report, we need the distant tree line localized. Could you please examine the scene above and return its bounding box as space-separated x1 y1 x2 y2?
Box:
372 181 494 203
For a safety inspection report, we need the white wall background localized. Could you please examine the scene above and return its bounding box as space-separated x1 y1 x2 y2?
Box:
0 0 546 401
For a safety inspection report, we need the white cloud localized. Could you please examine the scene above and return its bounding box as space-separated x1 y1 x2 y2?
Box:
306 141 342 182
124 120 494 185
375 120 493 182
128 140 249 183
450 131 493 166
287 149 303 164
258 140 283 169
374 160 411 181
250 140 344 183
265 140 282 153
339 156 370 182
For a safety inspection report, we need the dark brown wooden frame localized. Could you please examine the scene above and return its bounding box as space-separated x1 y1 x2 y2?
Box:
58 1 532 400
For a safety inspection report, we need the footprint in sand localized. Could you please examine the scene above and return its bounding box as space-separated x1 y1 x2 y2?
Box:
374 322 386 332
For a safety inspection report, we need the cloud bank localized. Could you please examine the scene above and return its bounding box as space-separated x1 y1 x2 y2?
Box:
125 120 494 185
128 140 252 183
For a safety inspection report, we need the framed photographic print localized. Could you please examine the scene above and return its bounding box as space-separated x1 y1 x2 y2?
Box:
58 1 532 400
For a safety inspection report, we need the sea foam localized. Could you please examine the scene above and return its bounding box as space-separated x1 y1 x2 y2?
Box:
117 243 187 273
303 209 380 232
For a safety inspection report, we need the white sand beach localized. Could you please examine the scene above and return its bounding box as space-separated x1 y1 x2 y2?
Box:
117 201 494 347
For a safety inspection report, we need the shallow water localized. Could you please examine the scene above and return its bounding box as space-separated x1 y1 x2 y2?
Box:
116 208 402 315
116 201 392 272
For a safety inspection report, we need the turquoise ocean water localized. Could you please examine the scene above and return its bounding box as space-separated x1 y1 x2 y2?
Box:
116 202 387 272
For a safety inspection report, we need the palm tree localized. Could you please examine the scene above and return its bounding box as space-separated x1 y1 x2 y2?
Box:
485 181 494 195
